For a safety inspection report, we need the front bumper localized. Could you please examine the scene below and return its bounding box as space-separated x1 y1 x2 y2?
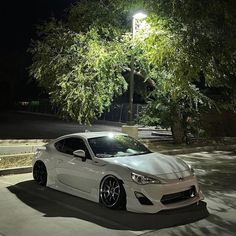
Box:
124 176 204 213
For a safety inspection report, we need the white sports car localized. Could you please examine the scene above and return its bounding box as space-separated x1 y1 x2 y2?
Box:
33 132 204 213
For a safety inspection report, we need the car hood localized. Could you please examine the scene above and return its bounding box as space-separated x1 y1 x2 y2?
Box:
102 152 190 176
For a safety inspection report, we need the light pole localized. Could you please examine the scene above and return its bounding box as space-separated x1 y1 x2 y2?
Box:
128 12 147 125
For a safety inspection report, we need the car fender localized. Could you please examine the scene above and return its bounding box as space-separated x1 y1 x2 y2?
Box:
101 163 132 183
33 146 57 186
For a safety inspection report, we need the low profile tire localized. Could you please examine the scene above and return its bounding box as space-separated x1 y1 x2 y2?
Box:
33 161 47 186
100 175 126 209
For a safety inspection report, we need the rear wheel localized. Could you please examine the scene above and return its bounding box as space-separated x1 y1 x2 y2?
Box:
33 161 47 186
100 175 126 209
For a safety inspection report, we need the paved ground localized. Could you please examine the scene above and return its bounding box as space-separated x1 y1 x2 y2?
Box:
174 150 236 236
0 150 235 236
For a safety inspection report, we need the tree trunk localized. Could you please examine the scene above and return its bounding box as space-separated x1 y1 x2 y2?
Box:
171 108 185 144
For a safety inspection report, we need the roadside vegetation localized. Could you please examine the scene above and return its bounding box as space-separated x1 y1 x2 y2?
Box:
0 154 33 169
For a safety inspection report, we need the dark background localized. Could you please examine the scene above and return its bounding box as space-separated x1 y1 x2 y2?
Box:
0 0 76 107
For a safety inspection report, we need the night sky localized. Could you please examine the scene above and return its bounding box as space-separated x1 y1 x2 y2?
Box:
0 0 76 105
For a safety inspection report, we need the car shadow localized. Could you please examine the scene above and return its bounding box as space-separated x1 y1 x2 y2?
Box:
7 180 209 231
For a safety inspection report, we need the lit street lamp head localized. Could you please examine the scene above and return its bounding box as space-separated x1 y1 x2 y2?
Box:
132 12 148 36
133 12 147 20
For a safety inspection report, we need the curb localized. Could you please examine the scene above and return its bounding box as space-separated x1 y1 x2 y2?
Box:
0 166 32 176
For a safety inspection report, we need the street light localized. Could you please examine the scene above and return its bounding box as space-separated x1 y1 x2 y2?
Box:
132 12 147 37
128 12 147 125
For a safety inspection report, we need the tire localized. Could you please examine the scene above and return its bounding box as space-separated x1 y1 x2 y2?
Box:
99 175 126 209
33 161 47 186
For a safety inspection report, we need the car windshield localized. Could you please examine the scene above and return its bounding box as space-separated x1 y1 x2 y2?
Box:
88 135 151 158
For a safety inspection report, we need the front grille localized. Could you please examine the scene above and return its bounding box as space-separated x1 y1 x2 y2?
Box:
161 186 196 205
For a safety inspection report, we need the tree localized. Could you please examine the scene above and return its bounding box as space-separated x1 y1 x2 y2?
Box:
134 16 212 143
29 0 236 143
29 1 131 124
136 0 236 143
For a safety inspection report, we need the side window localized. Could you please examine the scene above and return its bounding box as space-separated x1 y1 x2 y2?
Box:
55 138 91 159
55 140 65 152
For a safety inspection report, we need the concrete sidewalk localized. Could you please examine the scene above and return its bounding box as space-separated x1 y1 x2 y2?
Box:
0 145 42 155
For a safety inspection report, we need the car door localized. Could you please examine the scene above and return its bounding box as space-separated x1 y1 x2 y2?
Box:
54 137 100 194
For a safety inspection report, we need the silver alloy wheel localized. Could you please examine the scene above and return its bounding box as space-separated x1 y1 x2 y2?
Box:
100 175 121 208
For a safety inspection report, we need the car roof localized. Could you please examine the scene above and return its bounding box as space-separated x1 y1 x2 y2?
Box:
55 131 127 141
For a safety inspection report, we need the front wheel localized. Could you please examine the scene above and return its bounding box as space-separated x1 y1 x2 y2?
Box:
100 175 126 209
33 161 47 186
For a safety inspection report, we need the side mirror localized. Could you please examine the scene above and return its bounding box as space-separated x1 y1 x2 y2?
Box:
73 149 86 162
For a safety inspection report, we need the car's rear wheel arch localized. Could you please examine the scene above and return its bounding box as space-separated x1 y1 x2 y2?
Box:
33 160 48 186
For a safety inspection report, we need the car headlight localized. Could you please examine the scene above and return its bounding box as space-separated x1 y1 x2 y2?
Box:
131 172 161 185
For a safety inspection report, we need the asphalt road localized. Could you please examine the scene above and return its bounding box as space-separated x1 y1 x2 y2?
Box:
0 111 122 139
0 150 236 236
0 111 167 140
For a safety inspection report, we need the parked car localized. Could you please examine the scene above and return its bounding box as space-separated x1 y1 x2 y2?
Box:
33 132 204 213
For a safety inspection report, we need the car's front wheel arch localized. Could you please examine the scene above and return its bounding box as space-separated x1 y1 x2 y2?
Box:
99 174 126 210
